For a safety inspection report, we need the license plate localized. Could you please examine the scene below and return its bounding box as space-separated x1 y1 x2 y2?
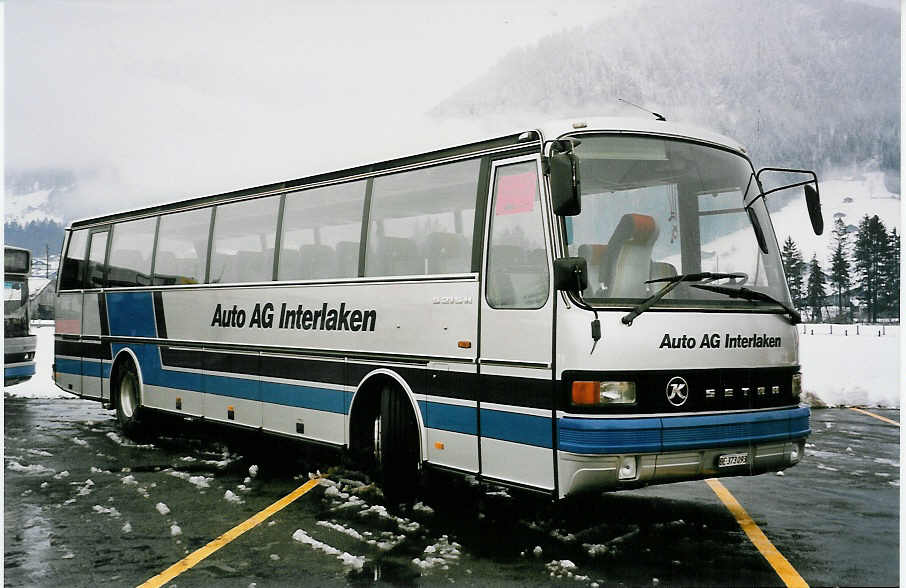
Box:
718 453 748 468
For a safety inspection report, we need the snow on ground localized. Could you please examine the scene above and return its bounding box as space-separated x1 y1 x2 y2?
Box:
291 528 365 570
799 324 899 408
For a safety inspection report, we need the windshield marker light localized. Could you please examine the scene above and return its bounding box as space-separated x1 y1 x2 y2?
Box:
571 381 636 406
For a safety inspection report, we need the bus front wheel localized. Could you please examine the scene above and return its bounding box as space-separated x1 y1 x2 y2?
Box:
379 383 420 504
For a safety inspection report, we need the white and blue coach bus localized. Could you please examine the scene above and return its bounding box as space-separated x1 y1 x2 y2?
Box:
53 118 821 500
6 246 37 385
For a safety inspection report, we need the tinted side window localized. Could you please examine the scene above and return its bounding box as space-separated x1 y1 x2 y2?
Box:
210 197 279 283
86 231 109 289
279 181 365 281
60 229 89 290
365 159 480 277
154 208 211 285
108 217 157 287
486 161 549 309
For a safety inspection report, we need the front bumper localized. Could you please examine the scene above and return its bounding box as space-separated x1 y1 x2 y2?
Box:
557 406 809 497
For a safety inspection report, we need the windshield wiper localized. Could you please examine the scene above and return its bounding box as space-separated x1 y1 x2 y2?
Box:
621 272 747 326
690 284 801 324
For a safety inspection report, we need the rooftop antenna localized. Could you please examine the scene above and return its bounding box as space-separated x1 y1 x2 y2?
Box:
618 98 666 122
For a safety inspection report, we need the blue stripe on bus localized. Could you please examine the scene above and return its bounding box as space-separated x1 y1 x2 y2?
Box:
55 357 82 375
558 417 661 454
82 360 103 378
262 381 345 413
107 343 350 415
106 292 156 338
421 401 478 436
480 409 552 449
558 406 811 454
5 363 36 378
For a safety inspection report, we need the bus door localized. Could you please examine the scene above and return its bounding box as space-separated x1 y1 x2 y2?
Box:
81 228 110 400
55 230 86 394
478 155 555 490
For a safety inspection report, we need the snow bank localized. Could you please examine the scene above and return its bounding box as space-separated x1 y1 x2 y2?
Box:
4 325 74 399
799 324 899 408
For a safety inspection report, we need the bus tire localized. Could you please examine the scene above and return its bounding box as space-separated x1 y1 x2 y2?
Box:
379 383 419 504
115 360 150 440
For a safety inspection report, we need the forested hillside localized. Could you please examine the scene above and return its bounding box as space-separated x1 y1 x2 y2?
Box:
434 0 899 179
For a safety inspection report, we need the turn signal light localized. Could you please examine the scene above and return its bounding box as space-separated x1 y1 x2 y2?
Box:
571 381 636 406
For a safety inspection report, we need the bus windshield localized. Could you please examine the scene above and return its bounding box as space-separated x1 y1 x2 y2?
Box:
564 135 790 309
4 276 29 338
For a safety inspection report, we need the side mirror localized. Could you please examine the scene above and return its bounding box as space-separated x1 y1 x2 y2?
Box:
549 141 581 216
553 257 588 293
805 184 823 235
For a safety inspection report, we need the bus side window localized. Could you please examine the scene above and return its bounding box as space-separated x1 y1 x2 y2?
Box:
108 216 157 287
85 231 109 289
210 196 279 284
60 229 89 290
153 208 211 285
486 161 549 309
279 180 366 281
365 159 480 278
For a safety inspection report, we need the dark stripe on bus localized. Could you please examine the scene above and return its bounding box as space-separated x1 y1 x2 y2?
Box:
480 373 553 410
98 294 110 337
55 338 82 358
158 346 552 411
82 340 112 361
153 291 168 339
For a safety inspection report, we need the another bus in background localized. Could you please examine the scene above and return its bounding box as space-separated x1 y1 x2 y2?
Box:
5 246 36 385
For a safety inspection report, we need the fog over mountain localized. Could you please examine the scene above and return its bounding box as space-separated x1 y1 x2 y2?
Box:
434 0 899 178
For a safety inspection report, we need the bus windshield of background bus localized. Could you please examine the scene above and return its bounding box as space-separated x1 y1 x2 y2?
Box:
4 277 28 337
564 135 790 308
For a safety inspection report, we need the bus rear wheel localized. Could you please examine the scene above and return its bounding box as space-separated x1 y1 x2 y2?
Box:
379 384 420 504
115 361 150 440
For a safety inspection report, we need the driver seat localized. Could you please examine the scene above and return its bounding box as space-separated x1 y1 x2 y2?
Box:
604 214 660 298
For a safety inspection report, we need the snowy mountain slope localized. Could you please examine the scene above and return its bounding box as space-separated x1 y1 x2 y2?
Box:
433 0 899 177
5 187 62 225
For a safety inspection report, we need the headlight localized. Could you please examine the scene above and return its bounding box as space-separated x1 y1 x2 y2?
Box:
571 381 636 406
791 373 802 401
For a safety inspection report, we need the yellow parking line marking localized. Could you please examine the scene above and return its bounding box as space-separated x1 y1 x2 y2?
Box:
848 407 900 427
706 478 808 588
139 477 323 588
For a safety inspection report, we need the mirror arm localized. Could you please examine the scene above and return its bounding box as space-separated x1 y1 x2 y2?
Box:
759 179 815 199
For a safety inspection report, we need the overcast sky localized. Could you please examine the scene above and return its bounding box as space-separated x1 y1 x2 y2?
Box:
5 0 900 220
6 0 635 218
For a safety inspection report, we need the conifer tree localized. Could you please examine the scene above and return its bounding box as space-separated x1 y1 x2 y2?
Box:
828 218 851 322
880 227 900 318
806 253 827 322
780 236 805 309
853 214 888 322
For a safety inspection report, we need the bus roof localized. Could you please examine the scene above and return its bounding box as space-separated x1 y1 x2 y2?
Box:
68 116 747 230
534 116 747 154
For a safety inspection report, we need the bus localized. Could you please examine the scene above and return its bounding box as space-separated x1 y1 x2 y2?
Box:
53 117 821 501
6 246 37 385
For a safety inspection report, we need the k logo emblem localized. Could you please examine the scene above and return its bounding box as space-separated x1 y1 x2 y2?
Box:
666 376 690 407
